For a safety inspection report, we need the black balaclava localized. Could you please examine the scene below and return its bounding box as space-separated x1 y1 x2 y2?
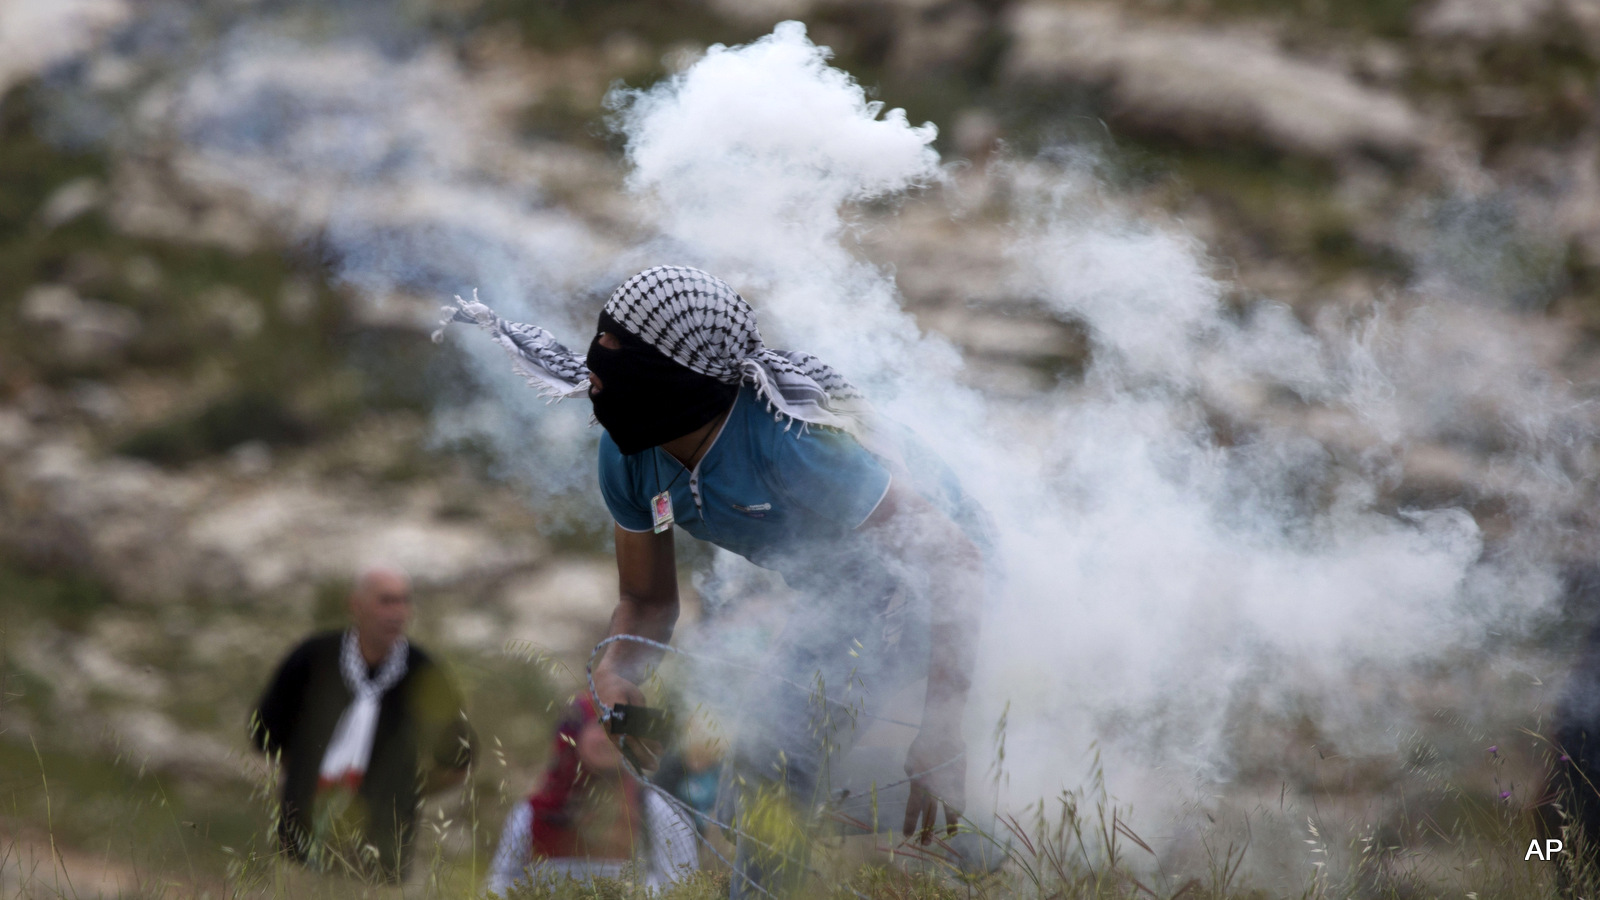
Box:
586 311 738 455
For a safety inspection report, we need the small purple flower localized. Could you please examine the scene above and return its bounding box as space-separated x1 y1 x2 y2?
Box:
1562 754 1572 762
1501 791 1512 799
1487 745 1498 754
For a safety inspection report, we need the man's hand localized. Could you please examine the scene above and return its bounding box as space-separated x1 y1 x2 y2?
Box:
902 725 966 844
591 669 661 770
862 484 979 845
594 524 680 771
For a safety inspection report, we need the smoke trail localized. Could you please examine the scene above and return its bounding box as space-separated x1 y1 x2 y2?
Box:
596 22 1574 866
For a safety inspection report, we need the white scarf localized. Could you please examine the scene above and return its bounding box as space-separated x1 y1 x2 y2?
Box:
318 629 410 785
432 266 882 446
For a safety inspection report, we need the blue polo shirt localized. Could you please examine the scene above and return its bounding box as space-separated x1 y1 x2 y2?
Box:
598 385 984 600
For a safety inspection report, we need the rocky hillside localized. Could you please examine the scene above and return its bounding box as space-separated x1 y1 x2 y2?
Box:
2 0 1598 893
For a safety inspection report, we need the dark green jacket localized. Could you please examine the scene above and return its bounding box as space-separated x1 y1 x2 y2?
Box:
250 631 475 879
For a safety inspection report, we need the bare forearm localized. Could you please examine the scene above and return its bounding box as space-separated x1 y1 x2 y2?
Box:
595 594 680 685
862 486 984 731
861 485 980 832
923 555 981 727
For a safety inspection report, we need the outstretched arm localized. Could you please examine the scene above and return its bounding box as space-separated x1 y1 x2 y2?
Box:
860 481 983 843
590 524 680 763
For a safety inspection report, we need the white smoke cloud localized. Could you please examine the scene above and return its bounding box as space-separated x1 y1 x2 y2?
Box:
612 22 954 389
617 23 936 253
600 25 1567 868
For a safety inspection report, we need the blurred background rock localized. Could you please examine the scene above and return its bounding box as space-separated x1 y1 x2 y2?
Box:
1 0 1598 894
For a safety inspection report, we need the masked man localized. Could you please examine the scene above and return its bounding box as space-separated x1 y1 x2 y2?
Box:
441 266 989 896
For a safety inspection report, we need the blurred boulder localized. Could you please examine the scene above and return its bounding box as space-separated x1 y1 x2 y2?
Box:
19 285 142 366
1002 2 1425 163
885 0 991 77
186 481 546 598
1416 0 1551 43
703 0 816 25
8 439 199 599
37 177 104 229
109 160 264 253
1417 0 1600 57
498 560 618 656
1 427 546 604
69 381 128 424
0 0 129 97
0 409 33 453
109 708 242 781
921 308 1086 365
348 290 443 333
951 107 1002 162
198 285 264 339
857 199 1012 309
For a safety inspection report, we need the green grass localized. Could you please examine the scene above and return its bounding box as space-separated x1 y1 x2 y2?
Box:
0 564 113 633
0 597 1582 900
0 736 261 879
0 611 570 898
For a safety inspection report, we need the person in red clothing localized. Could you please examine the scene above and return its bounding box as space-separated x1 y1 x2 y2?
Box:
486 695 699 894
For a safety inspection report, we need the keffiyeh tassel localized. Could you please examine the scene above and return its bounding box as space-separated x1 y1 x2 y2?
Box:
433 266 890 456
433 290 591 401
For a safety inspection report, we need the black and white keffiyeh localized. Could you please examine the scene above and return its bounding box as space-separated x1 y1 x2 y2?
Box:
318 629 409 784
433 266 875 439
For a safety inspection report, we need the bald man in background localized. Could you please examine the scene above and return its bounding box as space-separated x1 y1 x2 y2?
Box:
251 566 476 881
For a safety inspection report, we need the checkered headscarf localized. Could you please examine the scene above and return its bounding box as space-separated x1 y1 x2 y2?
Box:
434 266 873 437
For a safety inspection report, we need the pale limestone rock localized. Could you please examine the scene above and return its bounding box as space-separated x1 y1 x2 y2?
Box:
108 161 265 253
0 409 32 453
702 0 816 26
1003 2 1424 162
38 177 104 229
20 285 142 364
919 309 1085 363
185 482 544 597
440 609 502 651
1418 0 1600 55
73 641 167 703
1 427 544 604
1416 0 1553 42
198 285 264 339
108 708 244 781
499 560 619 655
